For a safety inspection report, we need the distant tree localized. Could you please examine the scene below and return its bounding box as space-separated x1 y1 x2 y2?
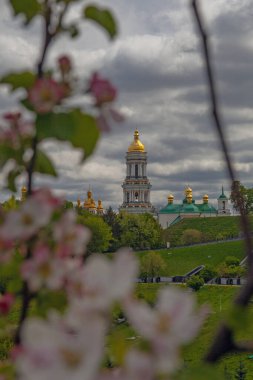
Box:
103 206 122 251
181 229 202 245
78 214 112 254
140 251 166 279
199 265 218 282
64 200 73 209
234 361 247 380
119 213 163 250
230 180 253 215
186 275 204 291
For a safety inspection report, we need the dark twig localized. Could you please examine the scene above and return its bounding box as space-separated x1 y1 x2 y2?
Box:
15 0 69 344
191 0 253 362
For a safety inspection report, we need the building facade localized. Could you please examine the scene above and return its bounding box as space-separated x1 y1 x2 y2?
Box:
119 130 155 214
158 186 230 229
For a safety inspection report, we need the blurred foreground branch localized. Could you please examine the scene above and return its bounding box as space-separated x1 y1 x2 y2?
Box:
191 0 253 362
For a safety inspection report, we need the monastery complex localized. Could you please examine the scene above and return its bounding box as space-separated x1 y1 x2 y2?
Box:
119 130 231 228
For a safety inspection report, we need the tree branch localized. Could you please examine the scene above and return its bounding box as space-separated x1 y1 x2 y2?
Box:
190 0 253 362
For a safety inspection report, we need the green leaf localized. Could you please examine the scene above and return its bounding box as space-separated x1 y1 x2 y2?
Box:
0 145 15 169
1 71 36 91
9 0 41 24
7 168 21 192
36 109 100 160
177 364 224 380
34 149 57 177
84 5 117 39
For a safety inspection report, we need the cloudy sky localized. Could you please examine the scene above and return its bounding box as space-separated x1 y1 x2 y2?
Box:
1 0 253 210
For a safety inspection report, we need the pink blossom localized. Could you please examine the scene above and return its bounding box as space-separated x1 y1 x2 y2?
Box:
53 210 91 257
67 249 138 315
0 293 14 315
89 72 117 106
0 189 59 241
0 113 34 148
28 77 65 114
21 244 64 292
16 312 107 380
124 287 208 374
58 55 72 74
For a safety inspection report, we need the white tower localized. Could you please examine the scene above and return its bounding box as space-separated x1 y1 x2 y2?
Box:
119 130 154 214
217 186 231 215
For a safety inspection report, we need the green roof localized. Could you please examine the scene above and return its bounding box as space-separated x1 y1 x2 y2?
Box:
159 202 217 215
218 186 228 200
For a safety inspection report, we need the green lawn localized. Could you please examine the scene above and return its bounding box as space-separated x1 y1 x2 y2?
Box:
135 284 253 379
138 240 246 276
162 215 253 247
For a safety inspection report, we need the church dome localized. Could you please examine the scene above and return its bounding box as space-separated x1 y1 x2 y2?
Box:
128 130 145 152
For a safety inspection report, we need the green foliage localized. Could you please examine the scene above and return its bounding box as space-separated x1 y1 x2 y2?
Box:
78 214 112 253
36 109 100 161
103 206 122 251
0 71 35 91
34 149 57 177
182 229 202 245
186 275 204 291
119 213 163 250
140 251 166 279
199 265 218 282
84 5 117 39
138 241 245 277
2 195 19 211
225 256 240 267
8 0 41 24
163 216 245 247
231 180 253 215
234 361 247 380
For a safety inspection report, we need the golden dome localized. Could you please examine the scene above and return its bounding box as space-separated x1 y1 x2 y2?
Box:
21 186 27 202
184 186 192 197
128 130 145 152
168 194 174 203
203 194 209 203
77 198 81 208
186 193 192 204
97 199 103 210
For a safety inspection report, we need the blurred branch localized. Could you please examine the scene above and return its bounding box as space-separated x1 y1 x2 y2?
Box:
191 0 253 362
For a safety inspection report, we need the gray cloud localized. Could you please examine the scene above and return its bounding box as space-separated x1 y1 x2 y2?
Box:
0 0 253 210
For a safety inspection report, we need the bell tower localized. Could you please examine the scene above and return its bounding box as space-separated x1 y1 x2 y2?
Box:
119 130 154 214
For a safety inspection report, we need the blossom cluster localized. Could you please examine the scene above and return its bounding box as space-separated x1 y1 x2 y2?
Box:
0 187 208 380
0 112 34 150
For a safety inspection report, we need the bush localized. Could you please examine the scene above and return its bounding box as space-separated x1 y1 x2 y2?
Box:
186 275 204 291
181 229 202 245
225 256 240 267
199 265 218 282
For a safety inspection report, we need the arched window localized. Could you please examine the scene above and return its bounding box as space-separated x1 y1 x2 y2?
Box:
126 192 129 202
222 201 225 210
135 192 139 201
135 164 138 178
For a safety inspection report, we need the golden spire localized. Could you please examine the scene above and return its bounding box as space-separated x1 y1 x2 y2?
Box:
128 130 145 152
167 194 174 204
21 186 27 202
184 186 192 197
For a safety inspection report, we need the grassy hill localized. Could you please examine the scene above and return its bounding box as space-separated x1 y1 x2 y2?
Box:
138 240 245 276
162 215 253 247
135 284 253 378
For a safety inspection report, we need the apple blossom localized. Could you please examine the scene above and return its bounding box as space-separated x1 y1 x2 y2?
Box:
28 77 65 114
21 244 65 292
124 287 208 374
67 249 138 312
53 210 91 257
89 72 117 106
58 55 72 75
0 293 14 315
16 312 107 380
